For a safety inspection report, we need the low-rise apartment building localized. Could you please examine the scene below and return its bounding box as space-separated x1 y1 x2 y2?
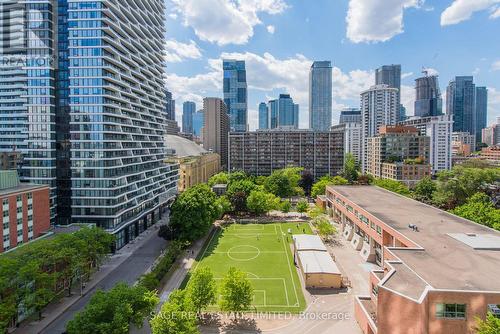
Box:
325 185 500 334
228 128 344 179
0 171 50 253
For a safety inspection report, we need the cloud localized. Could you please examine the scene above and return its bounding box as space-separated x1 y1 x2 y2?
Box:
267 25 276 34
346 0 423 43
168 13 178 20
171 0 288 45
166 51 375 130
401 84 415 117
487 87 500 125
402 72 414 79
164 39 202 63
492 60 500 71
440 0 500 26
422 67 439 76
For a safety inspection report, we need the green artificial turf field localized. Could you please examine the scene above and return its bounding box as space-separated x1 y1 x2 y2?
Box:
191 222 312 313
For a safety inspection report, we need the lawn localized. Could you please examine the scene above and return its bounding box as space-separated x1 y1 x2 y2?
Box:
189 222 312 313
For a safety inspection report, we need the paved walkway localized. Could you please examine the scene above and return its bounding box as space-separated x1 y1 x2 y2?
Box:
15 224 167 334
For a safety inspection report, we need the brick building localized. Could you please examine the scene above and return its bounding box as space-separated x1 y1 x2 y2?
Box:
325 185 500 334
0 171 50 253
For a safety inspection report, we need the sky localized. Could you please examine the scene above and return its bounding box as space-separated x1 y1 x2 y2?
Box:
164 0 500 130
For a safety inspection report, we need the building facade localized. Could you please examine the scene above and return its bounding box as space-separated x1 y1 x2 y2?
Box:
228 128 344 179
258 102 269 130
375 64 402 121
165 89 175 121
277 94 299 129
452 132 476 155
360 85 399 172
332 123 362 163
482 118 500 146
309 61 332 131
446 76 476 137
399 114 453 173
325 185 500 334
475 86 488 144
366 126 431 186
223 59 247 132
182 101 195 134
339 108 362 124
414 73 443 117
203 98 229 170
0 0 179 248
0 171 50 253
192 110 204 138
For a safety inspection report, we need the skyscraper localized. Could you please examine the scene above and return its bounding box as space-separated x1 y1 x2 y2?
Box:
376 64 403 122
223 59 247 132
309 61 332 131
203 98 230 170
446 76 476 137
165 89 176 121
475 86 488 144
182 101 195 134
1 0 179 247
258 102 269 129
360 84 399 172
414 72 443 117
192 110 204 137
269 99 278 129
277 94 299 129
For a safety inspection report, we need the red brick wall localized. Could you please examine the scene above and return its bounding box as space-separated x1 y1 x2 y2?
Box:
32 188 50 237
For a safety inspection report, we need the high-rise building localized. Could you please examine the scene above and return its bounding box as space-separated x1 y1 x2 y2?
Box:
165 89 176 121
276 94 299 129
376 64 402 119
414 72 443 117
192 110 204 138
366 126 431 187
446 76 476 137
399 114 453 173
398 105 407 122
229 128 344 179
269 99 278 129
475 87 488 144
360 84 399 172
309 61 332 131
203 98 230 170
1 0 179 248
331 123 362 163
223 59 247 132
258 102 269 129
339 108 361 124
182 101 195 134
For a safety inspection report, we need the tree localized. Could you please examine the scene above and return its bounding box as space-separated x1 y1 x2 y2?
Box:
296 200 309 213
299 170 314 196
373 178 411 196
264 167 303 197
311 176 348 198
66 283 158 334
138 272 160 291
476 312 500 334
208 172 229 186
313 218 337 240
452 193 500 230
228 171 249 183
226 180 258 212
219 268 253 317
342 153 359 183
215 195 232 217
185 268 217 315
246 190 280 215
150 290 198 334
18 261 56 320
280 200 291 213
169 184 220 241
413 177 437 203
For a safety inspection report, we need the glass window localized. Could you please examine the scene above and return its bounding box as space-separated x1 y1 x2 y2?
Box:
436 303 466 319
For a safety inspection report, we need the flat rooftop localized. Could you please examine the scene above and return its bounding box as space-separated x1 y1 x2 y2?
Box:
297 250 341 275
293 234 328 252
0 183 48 197
328 185 500 297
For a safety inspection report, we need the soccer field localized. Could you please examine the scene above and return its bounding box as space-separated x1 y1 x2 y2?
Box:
191 222 312 312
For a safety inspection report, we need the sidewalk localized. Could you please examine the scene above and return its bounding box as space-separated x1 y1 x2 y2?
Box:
14 225 164 334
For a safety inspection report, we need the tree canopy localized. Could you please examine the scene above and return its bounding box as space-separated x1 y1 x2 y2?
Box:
373 178 411 196
185 268 217 315
311 176 348 198
342 153 359 183
246 190 281 214
452 193 500 230
208 172 229 186
169 184 221 241
219 267 253 316
264 167 303 197
475 312 500 334
150 289 199 334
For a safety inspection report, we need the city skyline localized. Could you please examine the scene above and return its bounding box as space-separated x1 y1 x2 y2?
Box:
164 0 500 130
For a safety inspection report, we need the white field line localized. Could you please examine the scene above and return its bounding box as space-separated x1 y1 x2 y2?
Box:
278 225 299 306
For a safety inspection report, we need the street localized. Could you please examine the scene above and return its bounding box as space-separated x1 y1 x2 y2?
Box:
40 231 167 334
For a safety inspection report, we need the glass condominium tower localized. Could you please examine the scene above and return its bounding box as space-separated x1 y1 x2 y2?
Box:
309 61 332 131
223 59 247 132
1 0 179 248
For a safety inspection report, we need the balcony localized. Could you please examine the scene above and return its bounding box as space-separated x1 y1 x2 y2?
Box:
355 296 377 334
